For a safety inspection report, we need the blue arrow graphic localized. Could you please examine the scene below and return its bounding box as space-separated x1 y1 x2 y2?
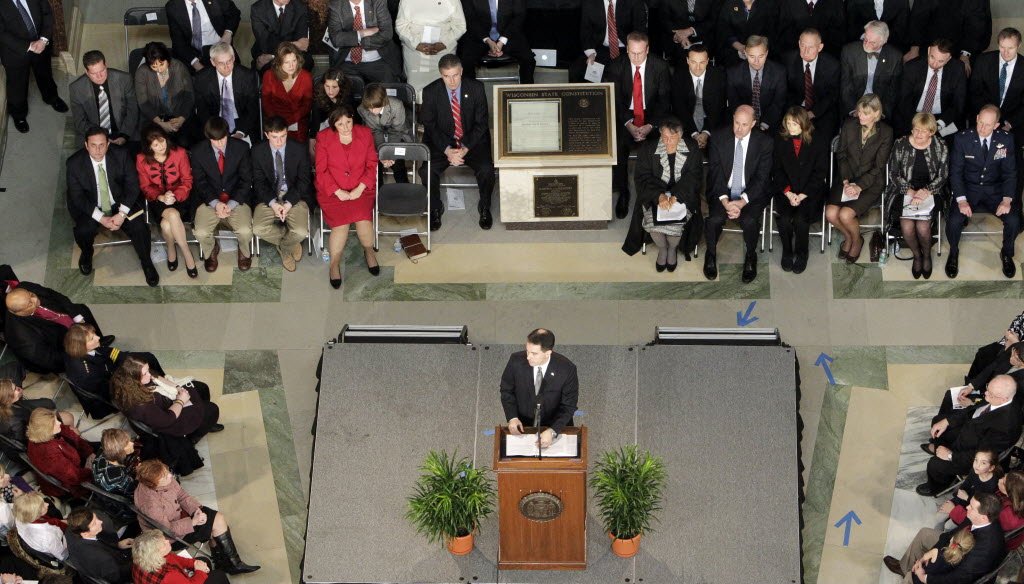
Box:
815 352 835 385
736 301 759 326
833 510 861 546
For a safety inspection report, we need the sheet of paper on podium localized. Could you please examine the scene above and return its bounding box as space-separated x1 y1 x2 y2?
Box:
505 433 578 457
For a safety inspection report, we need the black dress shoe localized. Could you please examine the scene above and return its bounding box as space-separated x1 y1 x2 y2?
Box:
329 277 342 289
1002 252 1017 279
78 257 93 275
615 194 630 219
915 483 940 497
781 253 794 272
656 262 666 272
142 264 160 287
666 262 677 273
209 423 225 433
882 556 905 577
48 97 69 113
922 256 933 279
99 335 115 346
793 254 808 274
429 210 442 232
742 254 757 283
13 118 29 133
703 254 718 280
945 251 960 279
167 257 178 272
911 256 922 279
479 209 493 230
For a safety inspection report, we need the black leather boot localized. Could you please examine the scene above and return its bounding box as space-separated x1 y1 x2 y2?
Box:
212 529 261 574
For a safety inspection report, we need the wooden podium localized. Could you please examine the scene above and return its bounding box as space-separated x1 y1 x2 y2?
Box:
492 426 587 570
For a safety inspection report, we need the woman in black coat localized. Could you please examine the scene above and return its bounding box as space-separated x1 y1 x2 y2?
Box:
622 117 705 270
772 106 829 274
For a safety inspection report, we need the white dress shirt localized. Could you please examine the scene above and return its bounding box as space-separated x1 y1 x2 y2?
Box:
16 521 68 561
723 133 751 202
583 0 623 56
185 0 221 64
348 0 382 62
1001 57 1018 106
90 156 131 223
916 67 943 114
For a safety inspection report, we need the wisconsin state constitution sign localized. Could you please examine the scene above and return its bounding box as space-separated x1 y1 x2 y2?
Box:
495 85 614 161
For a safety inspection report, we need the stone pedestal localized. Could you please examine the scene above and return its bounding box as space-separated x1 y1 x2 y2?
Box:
498 166 612 229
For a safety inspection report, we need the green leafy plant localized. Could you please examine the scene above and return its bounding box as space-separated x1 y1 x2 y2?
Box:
406 450 495 545
590 444 667 540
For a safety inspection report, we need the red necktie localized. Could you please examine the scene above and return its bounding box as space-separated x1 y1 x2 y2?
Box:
450 89 463 145
33 306 74 329
350 6 364 64
217 150 229 203
804 63 815 110
607 1 619 59
632 67 644 127
752 70 762 121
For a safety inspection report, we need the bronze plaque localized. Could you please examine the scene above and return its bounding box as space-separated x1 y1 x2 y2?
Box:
497 85 614 160
518 492 563 522
534 175 579 218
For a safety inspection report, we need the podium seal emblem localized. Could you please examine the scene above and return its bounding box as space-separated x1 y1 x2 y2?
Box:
519 492 562 522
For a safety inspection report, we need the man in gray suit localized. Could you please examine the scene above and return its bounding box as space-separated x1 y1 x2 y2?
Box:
326 0 401 82
69 50 139 148
840 20 903 120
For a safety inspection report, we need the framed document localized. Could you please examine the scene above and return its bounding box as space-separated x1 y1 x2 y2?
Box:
508 100 562 153
495 84 615 163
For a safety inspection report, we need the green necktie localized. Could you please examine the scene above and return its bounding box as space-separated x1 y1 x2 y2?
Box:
98 163 112 214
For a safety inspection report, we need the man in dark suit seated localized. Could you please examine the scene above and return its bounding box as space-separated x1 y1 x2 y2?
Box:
569 0 646 83
970 28 1024 184
0 0 68 134
194 42 260 143
190 116 254 273
726 36 786 134
419 54 496 231
165 0 241 72
846 0 908 52
784 29 841 141
703 105 774 284
326 0 401 83
648 0 719 63
671 44 726 151
65 508 133 584
776 0 845 59
917 375 1022 496
250 0 312 73
70 51 139 149
4 286 109 374
946 105 1019 279
605 31 671 219
840 20 902 119
883 493 1006 581
66 127 159 287
895 38 967 138
902 0 991 77
251 116 311 272
459 0 534 84
500 328 579 449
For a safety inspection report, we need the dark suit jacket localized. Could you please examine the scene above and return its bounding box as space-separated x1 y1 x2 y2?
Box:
66 531 132 584
946 400 1024 467
463 0 527 49
845 0 908 51
0 0 50 67
784 52 840 137
726 60 787 131
580 0 646 55
189 137 253 206
772 135 829 200
70 69 140 143
950 129 1018 203
605 54 672 130
834 117 893 199
193 65 261 140
251 138 312 206
707 129 774 206
896 57 967 136
165 0 241 66
63 346 122 419
4 283 98 374
326 0 401 74
671 66 727 136
648 0 719 56
420 77 491 156
906 0 991 58
500 351 579 433
839 40 903 118
970 51 1024 137
715 0 776 62
919 523 1007 584
65 146 142 227
776 0 845 57
0 265 17 332
250 0 309 61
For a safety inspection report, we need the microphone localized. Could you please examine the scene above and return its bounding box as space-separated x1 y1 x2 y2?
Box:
533 396 543 459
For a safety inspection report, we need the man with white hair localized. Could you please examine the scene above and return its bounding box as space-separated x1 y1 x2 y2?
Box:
193 42 260 142
840 20 903 119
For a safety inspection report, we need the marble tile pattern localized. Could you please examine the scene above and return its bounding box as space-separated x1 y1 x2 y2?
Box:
833 262 1024 299
894 406 935 491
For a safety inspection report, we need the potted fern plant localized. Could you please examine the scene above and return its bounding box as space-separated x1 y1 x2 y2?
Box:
406 450 495 556
590 444 667 558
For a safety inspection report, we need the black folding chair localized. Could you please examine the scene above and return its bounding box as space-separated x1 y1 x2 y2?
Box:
372 143 432 253
123 7 169 66
63 554 114 584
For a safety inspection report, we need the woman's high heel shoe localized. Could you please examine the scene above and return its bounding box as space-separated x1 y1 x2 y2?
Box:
365 250 380 276
186 265 198 279
911 256 923 279
330 277 342 289
922 255 933 279
167 256 178 271
656 262 667 272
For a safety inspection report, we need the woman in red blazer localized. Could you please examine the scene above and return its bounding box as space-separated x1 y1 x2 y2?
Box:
136 124 197 278
315 104 379 289
131 528 231 584
25 408 93 498
261 42 314 143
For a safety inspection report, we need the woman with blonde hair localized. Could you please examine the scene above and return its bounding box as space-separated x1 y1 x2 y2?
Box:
131 529 229 584
134 460 258 574
25 409 93 499
12 492 67 561
261 42 314 143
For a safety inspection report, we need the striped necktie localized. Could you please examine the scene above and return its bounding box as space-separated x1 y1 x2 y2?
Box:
97 85 111 130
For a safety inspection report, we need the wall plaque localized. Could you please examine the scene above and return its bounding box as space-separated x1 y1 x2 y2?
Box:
496 85 614 161
534 176 579 218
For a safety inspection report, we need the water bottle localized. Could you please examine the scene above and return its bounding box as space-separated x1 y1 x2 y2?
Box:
393 238 402 253
878 246 888 267
320 247 330 263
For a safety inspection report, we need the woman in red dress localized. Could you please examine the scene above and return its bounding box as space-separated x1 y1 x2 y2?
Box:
315 104 379 288
136 124 198 278
260 42 313 143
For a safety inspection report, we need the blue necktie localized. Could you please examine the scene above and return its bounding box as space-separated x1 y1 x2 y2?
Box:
1000 62 1009 104
190 0 203 52
14 0 36 39
730 140 744 200
488 0 499 41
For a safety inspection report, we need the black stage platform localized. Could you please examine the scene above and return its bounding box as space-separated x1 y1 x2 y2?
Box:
303 343 801 584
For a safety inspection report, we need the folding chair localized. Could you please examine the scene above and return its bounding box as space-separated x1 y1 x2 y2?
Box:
123 7 169 66
474 55 521 83
57 374 122 432
349 76 366 107
378 82 418 183
373 143 432 253
767 198 828 254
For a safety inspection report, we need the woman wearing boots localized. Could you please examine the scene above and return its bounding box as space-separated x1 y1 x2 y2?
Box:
133 460 259 575
772 107 829 274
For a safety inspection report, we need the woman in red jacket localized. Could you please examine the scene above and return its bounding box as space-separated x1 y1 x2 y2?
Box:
25 408 93 499
949 470 1024 549
261 42 313 143
131 528 229 584
136 124 197 278
315 104 379 288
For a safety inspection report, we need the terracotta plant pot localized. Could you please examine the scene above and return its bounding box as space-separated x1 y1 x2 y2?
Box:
447 533 474 556
610 533 642 558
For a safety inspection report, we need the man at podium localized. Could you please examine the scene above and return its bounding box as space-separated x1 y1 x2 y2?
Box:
500 329 579 449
